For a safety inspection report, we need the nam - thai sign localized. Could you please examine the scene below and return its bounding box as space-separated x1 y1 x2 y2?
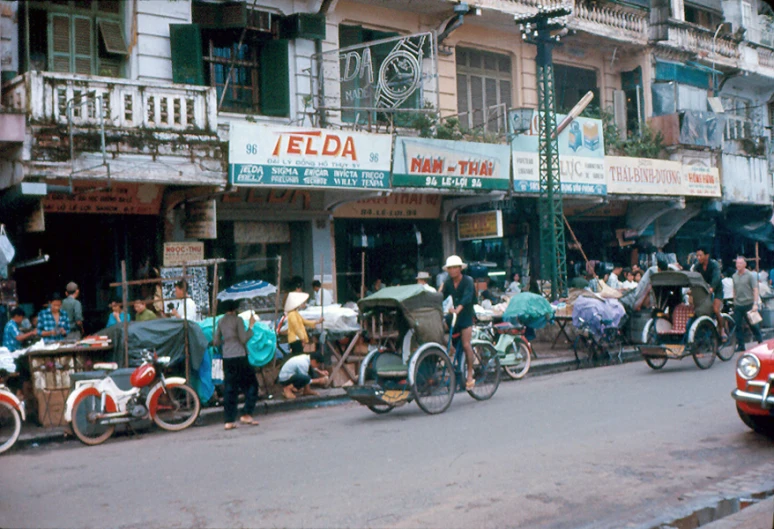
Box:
392 137 511 191
511 114 606 195
229 123 391 190
605 156 721 197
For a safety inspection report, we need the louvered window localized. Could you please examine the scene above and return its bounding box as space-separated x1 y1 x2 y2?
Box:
49 13 93 74
455 47 513 133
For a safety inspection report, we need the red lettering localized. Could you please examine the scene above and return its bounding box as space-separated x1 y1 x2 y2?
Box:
341 137 357 160
304 136 318 156
287 135 303 155
272 138 281 156
432 158 443 173
459 161 468 174
322 135 341 156
421 158 432 173
410 158 422 173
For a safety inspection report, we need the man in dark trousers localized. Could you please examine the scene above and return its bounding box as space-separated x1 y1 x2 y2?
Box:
691 247 724 338
438 255 476 390
732 256 763 352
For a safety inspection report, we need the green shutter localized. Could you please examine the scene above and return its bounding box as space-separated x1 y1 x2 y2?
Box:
281 13 326 40
259 40 290 117
72 15 94 74
169 24 205 86
49 13 72 72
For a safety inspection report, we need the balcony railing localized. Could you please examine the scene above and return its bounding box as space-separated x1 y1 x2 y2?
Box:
2 71 218 133
759 49 774 69
468 0 648 42
663 24 740 61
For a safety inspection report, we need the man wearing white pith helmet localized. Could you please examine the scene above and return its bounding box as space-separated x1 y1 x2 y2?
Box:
438 255 476 390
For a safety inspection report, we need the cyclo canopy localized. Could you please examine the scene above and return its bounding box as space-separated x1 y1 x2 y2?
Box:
358 285 445 345
649 270 713 317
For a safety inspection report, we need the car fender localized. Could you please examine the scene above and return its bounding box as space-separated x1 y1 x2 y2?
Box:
407 342 448 387
64 385 117 422
688 316 717 343
146 377 188 418
0 391 25 422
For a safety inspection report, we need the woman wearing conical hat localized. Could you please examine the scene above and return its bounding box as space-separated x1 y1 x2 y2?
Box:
284 292 323 357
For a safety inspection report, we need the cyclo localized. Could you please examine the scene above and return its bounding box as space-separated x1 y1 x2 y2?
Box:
346 285 501 415
639 270 734 370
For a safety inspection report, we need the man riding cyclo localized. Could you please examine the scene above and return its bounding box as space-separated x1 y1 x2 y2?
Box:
438 255 476 390
691 247 726 339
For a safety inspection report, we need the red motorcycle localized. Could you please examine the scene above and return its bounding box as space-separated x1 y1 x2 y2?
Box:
64 350 200 446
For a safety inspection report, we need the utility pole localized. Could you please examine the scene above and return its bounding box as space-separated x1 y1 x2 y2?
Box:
516 5 571 300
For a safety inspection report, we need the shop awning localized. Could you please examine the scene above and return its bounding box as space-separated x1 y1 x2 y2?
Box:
723 207 774 250
0 182 47 220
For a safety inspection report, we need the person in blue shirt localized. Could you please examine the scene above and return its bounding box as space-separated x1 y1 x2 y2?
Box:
37 293 70 343
3 307 38 352
106 300 131 327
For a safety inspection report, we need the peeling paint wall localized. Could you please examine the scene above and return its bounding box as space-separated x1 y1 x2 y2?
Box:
721 153 770 204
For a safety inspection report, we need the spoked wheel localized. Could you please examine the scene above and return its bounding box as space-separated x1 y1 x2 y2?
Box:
643 324 667 370
573 334 597 365
691 321 718 370
717 313 737 362
0 401 21 454
412 346 455 415
151 384 201 431
362 351 406 415
502 339 531 380
71 394 115 446
467 343 501 401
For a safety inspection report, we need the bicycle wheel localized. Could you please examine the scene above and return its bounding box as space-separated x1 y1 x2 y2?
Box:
71 393 115 446
717 313 737 362
151 384 201 431
502 339 531 380
692 320 717 370
467 343 501 401
0 401 21 454
412 346 455 415
643 324 667 370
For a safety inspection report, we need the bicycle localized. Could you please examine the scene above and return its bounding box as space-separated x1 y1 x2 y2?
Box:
473 320 532 380
573 314 625 365
0 384 25 454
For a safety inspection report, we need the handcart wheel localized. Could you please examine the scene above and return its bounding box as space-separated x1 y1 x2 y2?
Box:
643 324 667 370
691 320 717 370
412 346 455 415
467 342 501 401
716 314 736 362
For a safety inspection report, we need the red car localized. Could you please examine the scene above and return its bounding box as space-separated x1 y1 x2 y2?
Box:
732 343 774 435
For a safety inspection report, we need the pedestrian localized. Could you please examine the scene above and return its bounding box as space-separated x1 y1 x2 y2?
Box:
277 352 329 400
213 300 259 430
416 271 436 292
438 255 476 390
133 299 157 322
3 307 37 352
607 264 623 290
732 256 763 352
106 300 131 327
61 282 84 340
691 247 725 338
285 292 322 356
37 293 70 343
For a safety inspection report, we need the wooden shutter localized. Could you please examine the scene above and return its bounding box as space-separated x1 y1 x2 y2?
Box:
50 13 72 72
169 24 205 86
73 16 94 74
259 40 290 117
98 20 129 55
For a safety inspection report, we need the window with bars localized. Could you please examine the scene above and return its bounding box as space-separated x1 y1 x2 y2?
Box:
455 47 512 133
23 1 128 76
722 96 752 140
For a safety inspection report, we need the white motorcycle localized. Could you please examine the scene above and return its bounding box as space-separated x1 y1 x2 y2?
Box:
64 350 200 446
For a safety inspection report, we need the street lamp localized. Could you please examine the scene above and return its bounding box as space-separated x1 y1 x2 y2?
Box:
514 4 572 301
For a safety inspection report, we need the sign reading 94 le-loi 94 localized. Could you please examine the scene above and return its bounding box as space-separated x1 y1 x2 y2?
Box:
229 123 391 190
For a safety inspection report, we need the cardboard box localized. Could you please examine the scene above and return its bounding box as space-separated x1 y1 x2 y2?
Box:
35 389 69 428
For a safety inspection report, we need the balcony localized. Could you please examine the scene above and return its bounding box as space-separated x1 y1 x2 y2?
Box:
2 71 218 134
656 22 740 67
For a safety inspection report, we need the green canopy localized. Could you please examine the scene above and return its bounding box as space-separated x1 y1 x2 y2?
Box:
358 285 444 345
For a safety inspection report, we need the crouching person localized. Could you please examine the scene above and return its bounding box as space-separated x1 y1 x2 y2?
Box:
277 352 329 400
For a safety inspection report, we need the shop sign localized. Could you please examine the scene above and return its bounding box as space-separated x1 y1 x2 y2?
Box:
184 200 217 240
333 193 441 219
234 222 291 244
457 210 503 241
393 137 511 191
25 202 46 233
43 182 163 215
605 157 721 197
228 123 391 190
163 242 204 267
511 114 606 195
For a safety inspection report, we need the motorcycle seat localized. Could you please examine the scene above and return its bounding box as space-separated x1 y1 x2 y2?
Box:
494 322 525 335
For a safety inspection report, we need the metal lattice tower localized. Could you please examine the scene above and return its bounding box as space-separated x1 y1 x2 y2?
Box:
516 6 571 300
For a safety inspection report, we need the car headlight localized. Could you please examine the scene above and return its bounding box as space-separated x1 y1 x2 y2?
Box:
736 353 761 380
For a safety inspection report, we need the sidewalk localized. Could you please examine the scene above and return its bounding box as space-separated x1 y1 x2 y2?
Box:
700 498 773 529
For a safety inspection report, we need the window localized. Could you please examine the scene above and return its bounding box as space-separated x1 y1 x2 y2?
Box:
169 4 289 116
554 64 599 116
742 2 752 28
455 47 512 133
21 1 128 76
684 5 722 30
722 96 752 140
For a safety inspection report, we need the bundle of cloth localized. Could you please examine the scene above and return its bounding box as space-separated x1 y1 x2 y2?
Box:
571 293 626 340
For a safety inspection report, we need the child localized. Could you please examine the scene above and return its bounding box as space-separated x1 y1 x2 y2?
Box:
284 292 323 356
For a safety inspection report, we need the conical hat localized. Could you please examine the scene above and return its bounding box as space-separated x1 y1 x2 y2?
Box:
284 292 309 312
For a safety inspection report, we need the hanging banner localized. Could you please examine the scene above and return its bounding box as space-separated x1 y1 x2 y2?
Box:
511 114 606 195
43 182 163 215
605 156 721 197
185 200 217 240
333 193 441 219
457 210 503 241
229 123 391 190
393 137 511 190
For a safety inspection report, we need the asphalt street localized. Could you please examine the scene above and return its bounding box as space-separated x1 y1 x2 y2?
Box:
2 358 773 529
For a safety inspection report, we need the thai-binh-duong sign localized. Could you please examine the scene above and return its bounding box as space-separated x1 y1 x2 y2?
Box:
605 156 721 197
511 114 606 195
392 137 511 190
229 123 391 190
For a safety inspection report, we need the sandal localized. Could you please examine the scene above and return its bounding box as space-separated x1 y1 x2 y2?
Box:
239 416 259 426
465 379 476 390
224 423 238 430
